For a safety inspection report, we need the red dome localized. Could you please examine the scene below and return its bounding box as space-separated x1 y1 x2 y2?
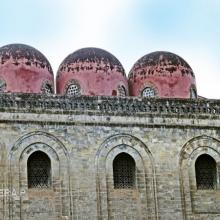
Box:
56 47 128 97
0 44 54 94
128 51 197 99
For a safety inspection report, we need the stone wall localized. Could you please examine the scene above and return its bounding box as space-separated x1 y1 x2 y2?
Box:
0 94 219 219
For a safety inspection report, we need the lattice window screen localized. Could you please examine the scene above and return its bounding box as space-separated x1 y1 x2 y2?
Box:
28 151 51 188
142 87 155 97
44 84 53 94
195 154 217 190
113 153 135 189
117 85 126 97
66 84 80 96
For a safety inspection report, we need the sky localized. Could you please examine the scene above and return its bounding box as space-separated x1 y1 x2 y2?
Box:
1 0 220 99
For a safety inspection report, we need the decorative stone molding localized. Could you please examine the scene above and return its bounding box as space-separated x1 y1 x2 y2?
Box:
179 135 220 218
95 134 158 220
9 131 71 220
0 93 218 117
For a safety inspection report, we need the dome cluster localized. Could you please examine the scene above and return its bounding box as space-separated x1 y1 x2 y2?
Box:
0 43 197 99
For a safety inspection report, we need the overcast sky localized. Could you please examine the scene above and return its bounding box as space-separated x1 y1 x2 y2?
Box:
1 0 220 98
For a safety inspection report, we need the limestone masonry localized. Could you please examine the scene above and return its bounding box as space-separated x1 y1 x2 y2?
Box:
0 44 219 220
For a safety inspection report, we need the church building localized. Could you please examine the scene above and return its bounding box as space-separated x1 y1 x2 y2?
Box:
0 43 219 220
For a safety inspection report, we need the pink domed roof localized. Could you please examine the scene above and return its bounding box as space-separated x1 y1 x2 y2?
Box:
128 51 197 99
56 47 128 96
0 44 54 94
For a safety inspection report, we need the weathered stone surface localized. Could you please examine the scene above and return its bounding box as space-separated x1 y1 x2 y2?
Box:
0 93 219 219
56 47 128 96
0 44 54 94
128 51 196 98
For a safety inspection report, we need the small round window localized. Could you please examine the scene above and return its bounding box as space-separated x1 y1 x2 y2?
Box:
117 85 126 97
141 87 155 97
0 79 6 92
66 84 81 96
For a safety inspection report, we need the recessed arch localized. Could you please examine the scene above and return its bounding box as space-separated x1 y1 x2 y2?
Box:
179 135 220 217
9 131 71 220
95 133 158 220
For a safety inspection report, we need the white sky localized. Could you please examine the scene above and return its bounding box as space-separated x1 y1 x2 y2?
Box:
1 0 220 99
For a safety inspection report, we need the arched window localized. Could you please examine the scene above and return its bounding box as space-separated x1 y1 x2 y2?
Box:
113 153 136 189
27 151 51 188
141 87 155 97
66 83 81 96
43 83 53 94
117 85 126 97
195 154 217 190
41 81 53 94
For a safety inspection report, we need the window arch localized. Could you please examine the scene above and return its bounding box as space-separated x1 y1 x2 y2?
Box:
41 81 53 95
43 83 53 94
141 87 155 97
27 151 51 188
117 85 126 97
113 153 136 189
195 154 217 190
66 83 81 96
